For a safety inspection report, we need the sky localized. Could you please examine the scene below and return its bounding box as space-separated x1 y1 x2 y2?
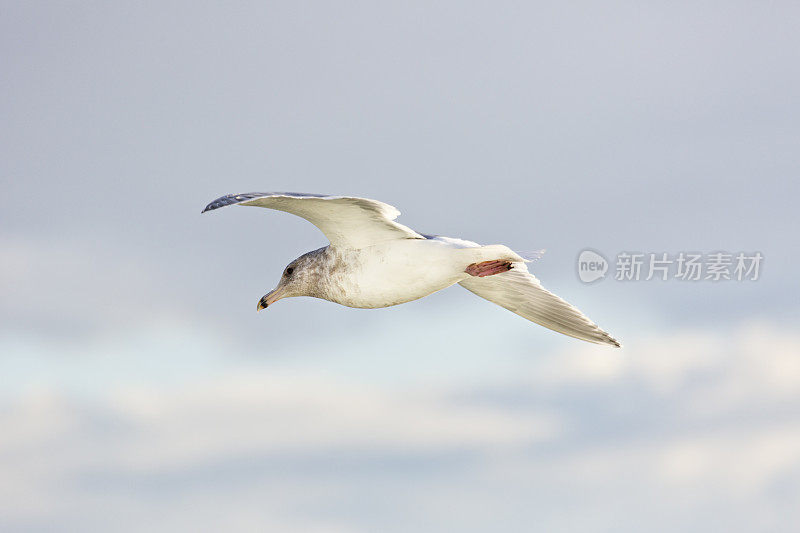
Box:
1 1 799 531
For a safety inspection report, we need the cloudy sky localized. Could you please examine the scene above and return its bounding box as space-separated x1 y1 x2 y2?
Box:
2 1 799 531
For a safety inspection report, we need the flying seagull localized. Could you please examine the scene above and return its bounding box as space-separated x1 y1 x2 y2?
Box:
202 192 620 347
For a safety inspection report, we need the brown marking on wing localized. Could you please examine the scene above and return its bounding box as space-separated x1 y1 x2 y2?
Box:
465 260 514 278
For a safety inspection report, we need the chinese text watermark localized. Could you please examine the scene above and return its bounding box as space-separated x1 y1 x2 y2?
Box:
577 250 762 283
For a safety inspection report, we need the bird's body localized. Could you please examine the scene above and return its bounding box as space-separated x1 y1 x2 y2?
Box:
203 192 620 347
303 238 521 308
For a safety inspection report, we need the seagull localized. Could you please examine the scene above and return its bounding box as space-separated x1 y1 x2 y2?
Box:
203 192 620 347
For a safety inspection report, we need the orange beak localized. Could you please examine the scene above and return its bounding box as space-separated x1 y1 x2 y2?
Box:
257 287 286 311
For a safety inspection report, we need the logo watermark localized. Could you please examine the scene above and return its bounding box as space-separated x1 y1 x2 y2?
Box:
577 250 763 283
577 249 609 283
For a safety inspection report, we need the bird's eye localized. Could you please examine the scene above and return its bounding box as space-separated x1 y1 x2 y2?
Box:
285 267 294 277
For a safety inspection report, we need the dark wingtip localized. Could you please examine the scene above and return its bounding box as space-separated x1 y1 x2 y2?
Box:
201 191 329 215
201 193 257 214
201 202 219 213
201 196 226 214
201 199 222 213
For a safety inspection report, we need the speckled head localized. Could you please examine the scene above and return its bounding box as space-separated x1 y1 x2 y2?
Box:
257 247 329 311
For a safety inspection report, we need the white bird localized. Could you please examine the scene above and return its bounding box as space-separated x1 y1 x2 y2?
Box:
203 192 620 347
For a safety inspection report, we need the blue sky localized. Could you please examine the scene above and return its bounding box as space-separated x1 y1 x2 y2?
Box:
2 2 799 531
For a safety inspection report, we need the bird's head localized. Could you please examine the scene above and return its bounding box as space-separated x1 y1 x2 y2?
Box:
257 249 325 311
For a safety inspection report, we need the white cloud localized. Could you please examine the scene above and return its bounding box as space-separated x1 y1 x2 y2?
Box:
1 322 800 532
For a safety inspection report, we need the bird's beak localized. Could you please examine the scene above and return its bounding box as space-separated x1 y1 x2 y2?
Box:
257 287 286 312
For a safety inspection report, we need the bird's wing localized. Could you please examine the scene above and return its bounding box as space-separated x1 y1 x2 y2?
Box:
459 264 621 347
202 192 424 249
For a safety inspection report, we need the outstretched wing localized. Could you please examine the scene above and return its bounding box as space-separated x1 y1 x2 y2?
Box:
459 264 620 347
202 192 424 249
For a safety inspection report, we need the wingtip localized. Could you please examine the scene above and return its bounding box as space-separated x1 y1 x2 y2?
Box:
593 331 621 348
201 193 238 214
201 192 276 214
201 199 218 213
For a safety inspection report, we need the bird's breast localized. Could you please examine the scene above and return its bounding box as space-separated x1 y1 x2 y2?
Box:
319 240 467 308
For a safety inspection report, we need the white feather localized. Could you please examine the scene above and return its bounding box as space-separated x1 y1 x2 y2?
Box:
459 264 621 347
